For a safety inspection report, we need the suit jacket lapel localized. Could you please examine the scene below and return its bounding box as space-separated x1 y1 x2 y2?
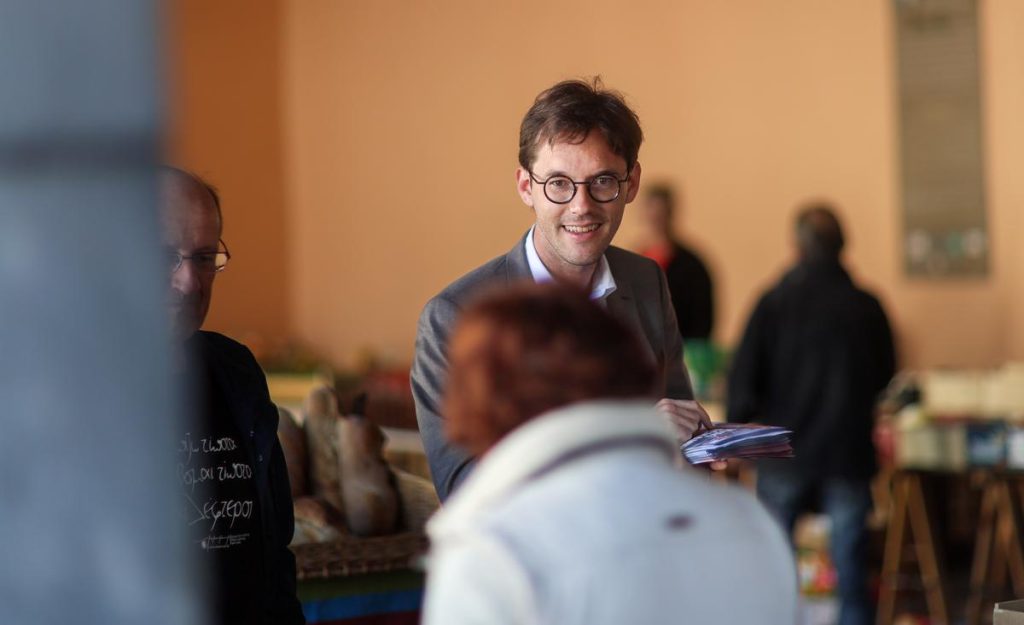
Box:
604 257 667 391
504 230 533 282
605 255 642 328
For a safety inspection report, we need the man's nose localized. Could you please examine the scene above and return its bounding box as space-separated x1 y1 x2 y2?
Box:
170 259 201 293
568 185 595 214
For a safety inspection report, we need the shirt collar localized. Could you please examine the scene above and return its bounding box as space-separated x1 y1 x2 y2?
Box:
525 226 617 302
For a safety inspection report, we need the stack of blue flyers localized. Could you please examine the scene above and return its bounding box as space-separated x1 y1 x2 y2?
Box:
681 423 794 465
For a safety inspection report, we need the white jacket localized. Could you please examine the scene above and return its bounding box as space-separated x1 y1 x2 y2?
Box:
423 400 798 625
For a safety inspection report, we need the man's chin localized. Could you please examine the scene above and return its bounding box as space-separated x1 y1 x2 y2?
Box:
170 314 200 342
560 236 611 260
561 245 608 268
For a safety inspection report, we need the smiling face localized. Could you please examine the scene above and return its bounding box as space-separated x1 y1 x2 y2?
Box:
516 131 641 287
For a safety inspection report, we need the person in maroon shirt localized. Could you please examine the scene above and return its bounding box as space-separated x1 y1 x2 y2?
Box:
639 184 714 341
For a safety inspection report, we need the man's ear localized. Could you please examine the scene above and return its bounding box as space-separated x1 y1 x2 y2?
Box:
515 167 535 207
623 161 642 204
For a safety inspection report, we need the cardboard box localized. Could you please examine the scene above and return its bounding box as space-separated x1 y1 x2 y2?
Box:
995 599 1024 624
896 423 967 471
983 363 1024 418
921 369 986 415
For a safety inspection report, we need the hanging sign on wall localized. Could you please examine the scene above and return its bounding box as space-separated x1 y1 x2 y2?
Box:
895 0 988 277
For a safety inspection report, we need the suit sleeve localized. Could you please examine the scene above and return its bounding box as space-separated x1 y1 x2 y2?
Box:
411 295 477 501
657 268 695 401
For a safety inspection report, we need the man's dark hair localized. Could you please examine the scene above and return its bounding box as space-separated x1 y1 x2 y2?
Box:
518 77 644 172
795 203 845 262
160 165 223 228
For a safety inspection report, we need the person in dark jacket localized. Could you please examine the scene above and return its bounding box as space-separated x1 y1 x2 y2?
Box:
163 166 305 625
412 79 710 502
728 203 895 625
639 184 714 340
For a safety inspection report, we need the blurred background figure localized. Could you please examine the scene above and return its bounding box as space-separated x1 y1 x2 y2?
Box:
727 203 896 625
638 184 715 341
422 283 797 625
638 183 721 400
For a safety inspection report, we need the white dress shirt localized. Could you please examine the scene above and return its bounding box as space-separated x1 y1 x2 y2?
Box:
525 227 617 303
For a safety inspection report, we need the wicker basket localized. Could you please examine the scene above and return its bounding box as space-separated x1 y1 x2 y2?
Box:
293 531 429 580
293 469 438 581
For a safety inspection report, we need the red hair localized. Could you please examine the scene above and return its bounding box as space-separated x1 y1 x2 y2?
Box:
444 282 656 456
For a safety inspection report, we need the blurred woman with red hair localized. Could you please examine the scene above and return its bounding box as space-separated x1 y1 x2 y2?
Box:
422 283 797 625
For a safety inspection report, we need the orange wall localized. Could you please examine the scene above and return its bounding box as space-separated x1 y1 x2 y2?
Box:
165 0 290 347
983 2 1024 362
282 0 1024 369
171 0 1024 370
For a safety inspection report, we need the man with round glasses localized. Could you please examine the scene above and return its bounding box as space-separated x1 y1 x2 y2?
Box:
162 166 305 625
412 78 711 501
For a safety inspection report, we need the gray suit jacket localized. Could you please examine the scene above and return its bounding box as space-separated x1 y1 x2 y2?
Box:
411 232 694 500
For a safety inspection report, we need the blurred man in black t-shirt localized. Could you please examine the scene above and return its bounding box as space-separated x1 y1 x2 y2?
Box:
163 166 304 625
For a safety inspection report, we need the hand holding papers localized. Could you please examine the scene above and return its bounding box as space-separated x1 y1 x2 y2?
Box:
681 423 794 465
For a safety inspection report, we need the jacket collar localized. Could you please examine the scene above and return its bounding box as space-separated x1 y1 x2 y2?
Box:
777 260 852 294
603 266 638 328
504 231 532 282
428 400 677 538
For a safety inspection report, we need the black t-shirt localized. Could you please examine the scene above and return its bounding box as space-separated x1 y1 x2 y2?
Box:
178 370 266 624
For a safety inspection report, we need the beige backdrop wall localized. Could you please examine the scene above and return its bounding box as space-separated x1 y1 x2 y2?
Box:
171 0 1024 370
166 0 291 348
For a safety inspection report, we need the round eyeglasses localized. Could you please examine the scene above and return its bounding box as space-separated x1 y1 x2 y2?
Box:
166 240 231 275
528 170 631 204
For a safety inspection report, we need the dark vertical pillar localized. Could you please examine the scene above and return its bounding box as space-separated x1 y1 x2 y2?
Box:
0 1 200 623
